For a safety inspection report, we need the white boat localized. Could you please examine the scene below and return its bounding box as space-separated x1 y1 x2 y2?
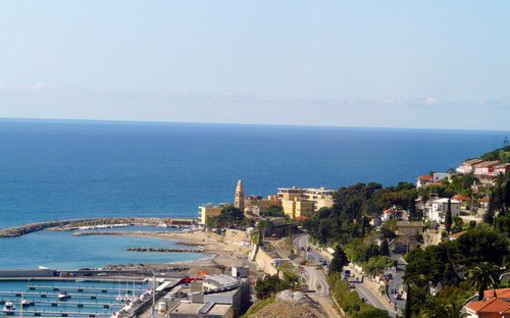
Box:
58 291 70 300
2 302 16 314
116 281 124 302
21 298 34 306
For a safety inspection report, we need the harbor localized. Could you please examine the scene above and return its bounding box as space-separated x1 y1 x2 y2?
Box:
0 277 169 317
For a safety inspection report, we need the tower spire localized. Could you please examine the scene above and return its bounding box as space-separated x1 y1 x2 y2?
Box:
234 180 245 211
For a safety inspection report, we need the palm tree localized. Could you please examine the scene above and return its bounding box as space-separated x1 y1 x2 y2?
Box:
466 262 500 301
419 296 469 318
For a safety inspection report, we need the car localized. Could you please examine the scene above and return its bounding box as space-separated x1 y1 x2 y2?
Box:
300 247 304 251
97 272 108 276
383 273 393 280
396 293 402 300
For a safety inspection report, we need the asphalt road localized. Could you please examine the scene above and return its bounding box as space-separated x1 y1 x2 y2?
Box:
292 233 393 315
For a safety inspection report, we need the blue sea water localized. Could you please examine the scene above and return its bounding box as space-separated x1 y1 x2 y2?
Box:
0 118 507 268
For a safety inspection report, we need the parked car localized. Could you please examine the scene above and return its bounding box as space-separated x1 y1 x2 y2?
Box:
97 272 108 276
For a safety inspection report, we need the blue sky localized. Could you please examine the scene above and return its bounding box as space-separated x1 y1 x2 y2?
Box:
1 1 509 130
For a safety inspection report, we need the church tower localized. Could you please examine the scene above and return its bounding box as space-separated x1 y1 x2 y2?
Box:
234 179 245 211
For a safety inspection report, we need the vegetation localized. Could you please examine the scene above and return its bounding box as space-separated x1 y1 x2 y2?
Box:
328 275 389 318
260 205 287 217
254 271 301 300
480 145 510 163
241 296 275 318
206 205 251 229
329 245 349 275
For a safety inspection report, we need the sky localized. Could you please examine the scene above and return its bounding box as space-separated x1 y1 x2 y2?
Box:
1 1 509 130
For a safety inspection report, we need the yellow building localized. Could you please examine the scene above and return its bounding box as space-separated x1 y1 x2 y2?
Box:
314 198 334 211
244 195 281 212
198 204 223 225
282 198 314 219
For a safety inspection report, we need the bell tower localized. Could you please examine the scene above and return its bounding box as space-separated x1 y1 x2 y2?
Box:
234 180 245 211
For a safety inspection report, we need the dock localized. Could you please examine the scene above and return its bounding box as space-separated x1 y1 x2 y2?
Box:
28 285 145 294
0 291 123 299
5 309 112 317
0 298 124 308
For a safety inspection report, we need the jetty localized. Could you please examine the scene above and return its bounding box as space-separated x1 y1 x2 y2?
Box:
126 247 204 253
27 285 145 293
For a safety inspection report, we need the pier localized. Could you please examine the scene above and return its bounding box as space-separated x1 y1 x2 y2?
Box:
0 291 126 299
27 285 146 294
0 299 124 308
4 309 112 317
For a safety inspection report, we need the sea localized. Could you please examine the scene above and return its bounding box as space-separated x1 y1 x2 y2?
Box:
0 118 507 269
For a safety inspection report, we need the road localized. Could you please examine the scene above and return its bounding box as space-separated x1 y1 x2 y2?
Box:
291 233 397 316
387 250 407 315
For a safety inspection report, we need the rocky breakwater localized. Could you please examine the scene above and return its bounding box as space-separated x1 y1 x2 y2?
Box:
0 217 160 238
126 247 204 253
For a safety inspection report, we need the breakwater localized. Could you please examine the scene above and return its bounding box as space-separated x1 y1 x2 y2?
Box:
72 231 169 236
0 217 167 238
126 247 204 253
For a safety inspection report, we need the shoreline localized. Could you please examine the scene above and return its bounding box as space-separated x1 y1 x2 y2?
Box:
0 217 196 238
0 219 254 278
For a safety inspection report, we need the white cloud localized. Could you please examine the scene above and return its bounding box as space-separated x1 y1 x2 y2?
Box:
424 97 440 105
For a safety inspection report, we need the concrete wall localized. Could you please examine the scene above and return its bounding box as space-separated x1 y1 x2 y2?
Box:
208 229 250 246
253 246 278 276
0 268 55 277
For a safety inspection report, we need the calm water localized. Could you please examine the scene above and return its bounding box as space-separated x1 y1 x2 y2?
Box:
0 279 152 316
0 118 507 268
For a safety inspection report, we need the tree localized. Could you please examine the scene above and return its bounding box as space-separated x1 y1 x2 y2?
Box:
262 205 286 217
380 239 390 256
445 199 453 235
484 195 495 225
404 283 412 318
419 296 469 318
466 262 500 301
329 245 349 275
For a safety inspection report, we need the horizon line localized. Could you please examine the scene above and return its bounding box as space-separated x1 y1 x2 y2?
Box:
0 116 509 134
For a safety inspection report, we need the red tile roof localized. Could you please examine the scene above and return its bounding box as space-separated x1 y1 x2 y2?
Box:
417 175 434 180
467 298 510 313
453 195 470 201
485 288 510 299
479 197 489 202
449 231 467 239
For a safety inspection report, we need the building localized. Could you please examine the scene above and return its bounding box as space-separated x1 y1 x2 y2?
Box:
281 198 314 219
234 180 245 211
168 302 234 318
428 198 461 223
244 195 281 213
457 159 510 185
416 175 434 188
277 186 306 200
463 288 510 318
314 198 334 211
433 172 451 182
198 204 224 225
395 221 424 251
457 159 486 174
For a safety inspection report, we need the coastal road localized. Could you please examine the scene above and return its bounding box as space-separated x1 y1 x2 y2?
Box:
387 250 407 315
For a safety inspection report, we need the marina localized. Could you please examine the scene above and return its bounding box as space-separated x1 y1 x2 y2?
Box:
0 279 155 317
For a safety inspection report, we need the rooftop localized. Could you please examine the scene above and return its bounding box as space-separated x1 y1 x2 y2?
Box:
467 298 510 314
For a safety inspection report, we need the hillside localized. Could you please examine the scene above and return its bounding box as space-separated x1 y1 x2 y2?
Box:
480 145 510 163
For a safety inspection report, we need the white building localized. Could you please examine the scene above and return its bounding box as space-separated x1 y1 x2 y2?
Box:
428 198 461 223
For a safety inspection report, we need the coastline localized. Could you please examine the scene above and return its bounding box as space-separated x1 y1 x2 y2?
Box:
0 217 195 238
0 219 254 277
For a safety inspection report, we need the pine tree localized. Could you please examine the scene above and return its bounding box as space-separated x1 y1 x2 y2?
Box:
380 239 390 256
404 283 412 318
329 245 349 275
504 182 510 213
484 194 495 225
445 198 453 235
